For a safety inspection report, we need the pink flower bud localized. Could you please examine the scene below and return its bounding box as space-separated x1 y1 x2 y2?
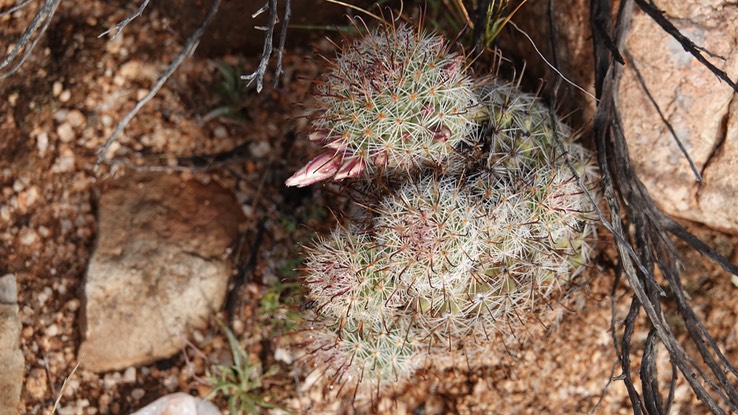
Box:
285 152 342 187
334 156 366 181
325 139 347 151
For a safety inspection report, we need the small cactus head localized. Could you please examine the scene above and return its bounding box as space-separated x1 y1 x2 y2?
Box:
286 22 482 187
307 317 418 396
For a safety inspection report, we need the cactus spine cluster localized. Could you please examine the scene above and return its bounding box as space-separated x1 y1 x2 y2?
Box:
289 22 598 394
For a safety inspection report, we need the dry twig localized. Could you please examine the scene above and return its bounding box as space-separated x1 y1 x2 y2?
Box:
241 0 292 92
586 0 738 413
98 0 151 39
0 0 62 79
95 0 222 171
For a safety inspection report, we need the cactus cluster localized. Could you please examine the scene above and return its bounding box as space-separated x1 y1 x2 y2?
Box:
288 22 598 395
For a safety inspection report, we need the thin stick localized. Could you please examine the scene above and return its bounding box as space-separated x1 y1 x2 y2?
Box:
273 0 292 87
241 0 278 92
0 0 62 79
0 0 33 18
98 0 151 39
95 0 222 171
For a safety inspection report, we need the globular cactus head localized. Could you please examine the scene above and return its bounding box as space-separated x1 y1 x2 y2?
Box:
286 22 481 187
308 316 418 394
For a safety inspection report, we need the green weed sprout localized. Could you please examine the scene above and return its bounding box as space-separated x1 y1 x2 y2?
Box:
205 327 290 414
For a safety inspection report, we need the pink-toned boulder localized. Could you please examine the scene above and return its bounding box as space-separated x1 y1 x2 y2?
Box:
508 1 738 234
618 2 738 234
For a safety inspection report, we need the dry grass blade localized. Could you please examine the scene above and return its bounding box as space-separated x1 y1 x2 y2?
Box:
51 360 81 414
322 0 383 23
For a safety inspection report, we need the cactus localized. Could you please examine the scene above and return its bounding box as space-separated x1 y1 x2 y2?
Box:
286 23 481 187
293 24 599 398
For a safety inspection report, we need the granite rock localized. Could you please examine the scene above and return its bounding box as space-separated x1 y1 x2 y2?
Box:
78 172 245 372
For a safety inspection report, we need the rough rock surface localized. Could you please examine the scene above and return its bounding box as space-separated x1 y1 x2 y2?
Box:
619 2 738 234
0 273 24 414
130 393 221 415
510 1 738 234
78 172 245 372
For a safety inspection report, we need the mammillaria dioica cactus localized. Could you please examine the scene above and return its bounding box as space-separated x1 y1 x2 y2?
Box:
285 23 481 187
292 22 599 396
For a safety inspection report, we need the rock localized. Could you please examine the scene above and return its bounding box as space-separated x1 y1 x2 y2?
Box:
510 1 738 234
78 172 245 372
0 273 17 304
130 393 221 415
0 274 24 414
619 2 738 234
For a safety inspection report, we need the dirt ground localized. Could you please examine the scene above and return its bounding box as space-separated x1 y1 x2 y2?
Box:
2 1 738 414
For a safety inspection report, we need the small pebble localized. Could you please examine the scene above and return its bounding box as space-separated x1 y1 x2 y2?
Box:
57 123 75 142
19 227 38 246
36 132 49 156
53 81 63 96
59 90 71 102
67 109 86 127
8 92 18 107
46 324 60 337
131 388 145 400
51 149 76 173
54 109 69 122
0 273 17 303
163 375 178 392
65 299 80 312
213 126 227 138
38 287 52 305
12 179 25 192
123 367 136 383
25 367 48 400
249 140 271 158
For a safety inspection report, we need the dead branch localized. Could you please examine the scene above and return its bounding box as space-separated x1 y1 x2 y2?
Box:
632 0 738 94
241 0 292 92
622 49 702 182
587 0 738 413
0 0 33 17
